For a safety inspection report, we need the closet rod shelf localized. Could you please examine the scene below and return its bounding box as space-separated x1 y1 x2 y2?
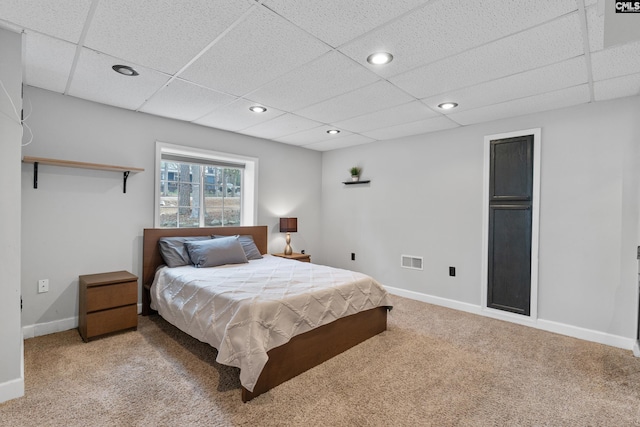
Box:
22 156 144 193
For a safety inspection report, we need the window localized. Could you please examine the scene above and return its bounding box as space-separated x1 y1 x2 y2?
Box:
155 142 257 228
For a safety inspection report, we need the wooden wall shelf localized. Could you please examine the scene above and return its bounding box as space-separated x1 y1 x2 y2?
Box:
22 156 144 193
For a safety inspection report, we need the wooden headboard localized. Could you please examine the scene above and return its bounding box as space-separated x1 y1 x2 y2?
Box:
141 226 268 315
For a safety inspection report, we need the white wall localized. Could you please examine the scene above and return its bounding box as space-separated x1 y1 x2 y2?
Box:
320 96 640 348
0 28 24 403
16 81 640 353
20 87 322 333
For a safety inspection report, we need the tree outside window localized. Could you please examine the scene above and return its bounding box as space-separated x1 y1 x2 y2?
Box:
159 160 242 228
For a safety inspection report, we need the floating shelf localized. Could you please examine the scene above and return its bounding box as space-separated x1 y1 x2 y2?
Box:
22 156 144 193
342 180 371 185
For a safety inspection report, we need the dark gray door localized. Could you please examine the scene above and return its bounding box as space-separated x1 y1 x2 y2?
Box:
487 135 534 316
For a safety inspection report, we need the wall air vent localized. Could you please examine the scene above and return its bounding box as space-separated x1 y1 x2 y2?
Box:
401 255 423 270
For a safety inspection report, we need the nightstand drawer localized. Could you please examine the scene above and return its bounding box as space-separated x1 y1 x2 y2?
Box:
86 305 137 339
86 280 137 312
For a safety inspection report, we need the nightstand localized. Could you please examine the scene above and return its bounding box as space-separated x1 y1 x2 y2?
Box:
272 252 311 263
78 271 138 342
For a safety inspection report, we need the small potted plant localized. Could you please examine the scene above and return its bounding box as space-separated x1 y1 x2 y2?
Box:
350 166 361 182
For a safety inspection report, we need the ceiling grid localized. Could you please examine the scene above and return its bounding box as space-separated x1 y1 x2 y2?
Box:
1 0 638 151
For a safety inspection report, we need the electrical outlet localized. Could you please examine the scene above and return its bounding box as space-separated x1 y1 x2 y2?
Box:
449 267 456 277
38 279 49 293
351 253 355 261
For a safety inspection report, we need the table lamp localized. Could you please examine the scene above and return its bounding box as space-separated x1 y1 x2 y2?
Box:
279 217 297 255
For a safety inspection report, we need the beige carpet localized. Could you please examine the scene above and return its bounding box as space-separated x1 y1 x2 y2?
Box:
2 295 640 426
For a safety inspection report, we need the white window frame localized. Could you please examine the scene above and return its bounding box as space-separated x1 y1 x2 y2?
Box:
154 141 258 227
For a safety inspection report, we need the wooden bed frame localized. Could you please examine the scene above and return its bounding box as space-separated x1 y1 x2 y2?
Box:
142 226 388 402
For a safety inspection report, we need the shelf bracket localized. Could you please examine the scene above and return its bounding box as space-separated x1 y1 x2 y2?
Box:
33 161 38 189
123 171 130 193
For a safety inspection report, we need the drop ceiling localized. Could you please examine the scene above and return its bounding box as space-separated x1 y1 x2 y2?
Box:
1 0 639 151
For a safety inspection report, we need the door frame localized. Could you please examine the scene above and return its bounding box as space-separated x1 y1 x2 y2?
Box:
481 128 541 324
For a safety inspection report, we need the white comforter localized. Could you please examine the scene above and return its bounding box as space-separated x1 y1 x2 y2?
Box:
150 255 392 392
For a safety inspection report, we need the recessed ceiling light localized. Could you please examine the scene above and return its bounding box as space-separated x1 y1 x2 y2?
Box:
366 52 393 65
249 106 267 113
112 65 139 76
326 129 340 135
438 102 458 110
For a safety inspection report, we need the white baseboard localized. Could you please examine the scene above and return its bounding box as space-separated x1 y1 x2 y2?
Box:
0 376 24 404
537 319 635 350
385 286 483 316
22 316 77 339
384 286 636 351
0 336 24 403
21 290 634 352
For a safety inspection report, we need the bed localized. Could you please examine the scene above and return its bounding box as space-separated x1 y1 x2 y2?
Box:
142 226 391 402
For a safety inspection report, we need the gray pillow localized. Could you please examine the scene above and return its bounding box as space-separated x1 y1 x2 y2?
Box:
213 234 263 260
159 236 210 267
185 235 248 268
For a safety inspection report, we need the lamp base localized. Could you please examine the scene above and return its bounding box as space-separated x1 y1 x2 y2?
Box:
284 232 292 255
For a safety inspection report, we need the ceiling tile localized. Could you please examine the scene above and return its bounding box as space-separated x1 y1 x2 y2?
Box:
302 134 376 152
361 116 458 140
239 114 324 139
591 40 640 81
295 80 414 123
593 73 640 101
0 0 92 43
422 56 588 113
390 13 584 99
333 101 438 133
24 33 76 94
7 0 639 152
585 4 605 52
245 51 380 111
193 99 285 132
139 79 237 121
180 6 331 96
68 49 171 111
275 125 353 146
447 84 591 126
262 0 429 47
339 0 579 78
85 0 255 74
